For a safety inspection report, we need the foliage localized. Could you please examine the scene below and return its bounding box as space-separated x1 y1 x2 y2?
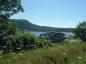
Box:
0 0 24 18
39 32 66 43
73 21 86 41
0 39 86 64
0 20 51 52
0 20 18 35
21 32 36 50
0 20 18 52
36 38 52 48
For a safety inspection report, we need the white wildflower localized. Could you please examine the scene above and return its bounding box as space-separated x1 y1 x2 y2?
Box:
63 53 67 55
0 51 3 54
0 51 3 55
45 40 47 41
9 50 13 52
20 53 23 56
17 48 21 50
78 57 82 59
59 46 63 48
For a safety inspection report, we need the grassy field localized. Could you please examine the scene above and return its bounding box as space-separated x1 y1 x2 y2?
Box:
0 39 86 64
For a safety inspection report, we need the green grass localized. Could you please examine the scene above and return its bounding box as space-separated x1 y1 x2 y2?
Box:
0 39 86 64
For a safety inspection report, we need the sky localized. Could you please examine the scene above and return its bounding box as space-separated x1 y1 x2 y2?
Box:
11 0 86 28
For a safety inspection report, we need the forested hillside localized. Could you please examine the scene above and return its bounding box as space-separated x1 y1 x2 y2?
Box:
12 19 73 32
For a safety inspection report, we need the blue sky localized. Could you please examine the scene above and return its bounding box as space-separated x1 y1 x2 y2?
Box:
11 0 86 28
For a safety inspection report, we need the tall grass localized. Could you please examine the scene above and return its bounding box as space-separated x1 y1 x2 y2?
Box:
0 39 86 64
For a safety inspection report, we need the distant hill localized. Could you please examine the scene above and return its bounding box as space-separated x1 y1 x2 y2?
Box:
11 19 73 32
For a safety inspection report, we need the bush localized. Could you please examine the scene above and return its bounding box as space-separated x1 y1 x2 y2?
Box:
36 38 52 48
0 20 37 52
73 21 86 41
22 32 36 50
39 32 66 43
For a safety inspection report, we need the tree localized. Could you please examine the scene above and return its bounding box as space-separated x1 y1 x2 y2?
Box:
73 21 86 41
0 20 17 35
0 0 24 19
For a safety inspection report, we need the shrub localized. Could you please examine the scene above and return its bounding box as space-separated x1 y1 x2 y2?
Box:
22 32 36 50
0 20 36 52
36 38 52 48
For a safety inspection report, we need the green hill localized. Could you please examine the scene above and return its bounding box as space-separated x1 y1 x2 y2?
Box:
11 19 73 32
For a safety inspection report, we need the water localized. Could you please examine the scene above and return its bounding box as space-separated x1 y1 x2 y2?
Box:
62 32 74 37
31 32 45 37
31 32 74 37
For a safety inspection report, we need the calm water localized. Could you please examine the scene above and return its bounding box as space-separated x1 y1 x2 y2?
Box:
31 32 74 37
31 32 45 37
